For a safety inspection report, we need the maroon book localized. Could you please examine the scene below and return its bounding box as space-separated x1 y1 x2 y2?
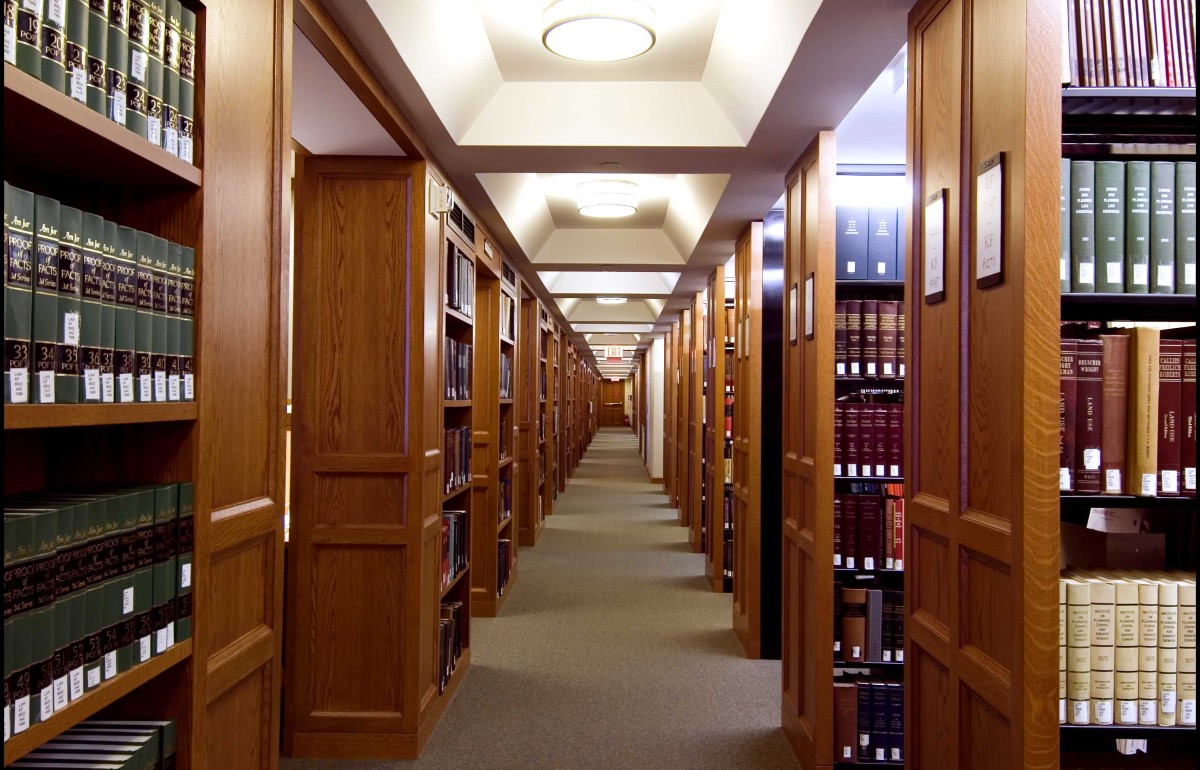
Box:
1183 340 1196 497
1158 339 1183 496
843 494 860 570
887 403 903 479
834 402 845 476
1075 339 1103 494
1060 339 1079 493
860 402 876 478
873 404 889 477
846 300 863 377
834 494 844 568
897 300 906 379
858 494 884 571
835 301 848 378
862 300 880 378
845 402 861 478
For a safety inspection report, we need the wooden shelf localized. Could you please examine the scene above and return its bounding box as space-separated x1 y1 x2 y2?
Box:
3 64 202 188
835 476 905 484
499 398 514 405
3 640 192 764
499 335 515 346
1061 293 1196 322
445 306 473 326
835 280 906 291
1060 494 1196 513
4 402 200 430
443 400 472 408
443 483 471 503
835 568 906 578
498 456 514 469
439 567 469 599
498 514 513 533
834 660 905 670
1061 86 1196 114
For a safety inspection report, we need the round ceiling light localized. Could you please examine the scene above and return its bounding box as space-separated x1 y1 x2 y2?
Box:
543 0 656 62
577 179 639 218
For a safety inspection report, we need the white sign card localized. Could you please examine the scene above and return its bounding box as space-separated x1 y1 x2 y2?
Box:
789 283 799 343
804 274 815 340
924 188 947 304
975 153 1005 289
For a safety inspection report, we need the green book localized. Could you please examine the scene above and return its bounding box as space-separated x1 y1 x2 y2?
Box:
162 0 179 156
33 195 60 404
110 221 136 402
1125 161 1151 294
109 490 137 675
56 205 83 404
1061 158 1071 292
175 482 192 642
151 484 177 655
65 0 88 101
1071 160 1097 293
106 0 128 125
142 0 163 147
177 4 194 163
5 512 34 735
82 582 103 689
3 615 12 740
124 0 148 139
80 212 105 402
166 241 180 400
151 235 167 401
96 216 116 402
129 487 155 666
85 0 108 114
180 245 193 400
38 0 66 91
133 229 154 402
24 508 58 724
1151 161 1176 294
14 0 41 76
5 183 35 404
1095 161 1126 293
1176 161 1196 296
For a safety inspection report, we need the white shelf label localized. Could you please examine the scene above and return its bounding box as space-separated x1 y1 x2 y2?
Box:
1161 470 1178 495
38 370 55 403
84 368 101 400
1083 448 1101 471
9 369 28 404
1132 263 1149 286
1105 469 1122 493
102 372 115 402
119 372 135 402
123 586 134 614
1106 263 1122 284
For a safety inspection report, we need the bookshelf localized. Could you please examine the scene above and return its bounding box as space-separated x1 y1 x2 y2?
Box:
687 291 706 554
703 265 735 593
664 322 677 505
731 216 784 661
542 313 556 521
518 295 546 547
5 1 289 765
904 0 1195 766
555 328 567 495
676 309 691 528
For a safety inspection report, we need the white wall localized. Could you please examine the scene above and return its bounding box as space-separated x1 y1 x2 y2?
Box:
645 337 665 479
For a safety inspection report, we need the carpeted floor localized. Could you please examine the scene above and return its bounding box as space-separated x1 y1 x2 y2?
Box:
281 427 798 770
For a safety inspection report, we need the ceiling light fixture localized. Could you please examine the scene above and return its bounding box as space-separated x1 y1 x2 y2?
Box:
577 179 639 218
542 0 656 62
595 297 628 305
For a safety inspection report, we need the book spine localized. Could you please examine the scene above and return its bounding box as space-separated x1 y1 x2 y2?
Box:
887 403 902 478
1091 580 1116 724
887 682 904 763
176 5 193 161
1115 580 1140 724
80 213 105 403
95 226 115 403
1061 579 1068 723
1095 160 1127 292
1151 161 1176 293
1139 581 1159 724
859 495 882 571
878 301 898 379
834 301 847 377
5 184 35 405
867 207 898 280
1108 0 1129 84
870 683 889 763
833 494 843 568
151 236 167 401
1075 339 1104 494
143 0 164 147
1125 160 1152 293
867 589 883 661
1062 158 1072 292
844 495 859 571
107 0 128 126
1183 340 1196 496
39 0 66 91
65 0 88 101
1100 334 1129 494
862 300 879 378
836 206 869 280
165 242 180 401
1071 160 1097 292
1179 582 1196 726
180 245 193 400
859 402 875 478
833 683 858 763
1176 161 1196 295
124 0 148 139
111 223 135 402
1126 326 1161 494
55 206 82 404
1157 339 1183 495
845 402 860 479
85 0 107 114
845 300 862 377
33 195 60 404
873 404 888 477
132 230 153 402
856 678 872 761
892 498 904 571
897 301 905 378
1067 579 1092 724
15 0 41 77
1157 580 1179 725
833 403 844 477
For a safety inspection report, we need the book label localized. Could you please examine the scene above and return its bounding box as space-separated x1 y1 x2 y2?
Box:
1133 264 1148 286
14 696 28 733
1161 690 1176 713
9 368 29 403
101 371 114 402
1106 263 1121 285
63 310 79 344
53 676 68 711
896 649 904 662
139 373 151 402
4 20 13 64
834 463 842 476
1120 701 1137 723
103 651 116 678
1078 263 1094 285
139 636 150 662
1072 700 1088 723
890 464 900 477
1186 469 1196 491
84 367 100 399
859 733 869 747
119 371 133 402
833 554 842 567
1105 469 1122 492
181 563 191 588
147 114 161 146
866 362 876 377
168 373 179 401
2 704 7 742
876 748 885 761
38 369 54 402
183 372 193 400
837 363 845 376
70 66 86 101
1158 265 1173 288
1161 471 1178 495
123 586 134 614
1140 700 1156 723
130 47 146 79
39 684 52 720
883 650 892 662
86 667 100 688
156 627 167 653
69 668 83 701
892 748 902 761
864 557 875 571
112 89 127 125
843 747 852 759
846 556 855 570
1095 700 1113 724
1060 467 1071 491
46 0 65 24
848 463 858 477
1182 699 1195 724
1187 265 1196 285
1141 474 1156 496
1061 258 1067 281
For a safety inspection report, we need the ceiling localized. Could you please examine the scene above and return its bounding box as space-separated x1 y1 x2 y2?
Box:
298 0 915 369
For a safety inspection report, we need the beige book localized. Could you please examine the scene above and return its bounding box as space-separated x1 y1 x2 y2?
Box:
1122 326 1160 496
1179 583 1196 726
1066 580 1092 724
1158 581 1179 725
1089 580 1116 724
1138 581 1159 724
1115 580 1141 725
1180 672 1196 727
1060 579 1068 723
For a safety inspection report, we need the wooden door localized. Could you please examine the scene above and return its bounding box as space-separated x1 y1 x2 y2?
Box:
601 379 624 426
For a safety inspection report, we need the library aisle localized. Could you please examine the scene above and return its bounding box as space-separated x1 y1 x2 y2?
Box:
282 427 796 770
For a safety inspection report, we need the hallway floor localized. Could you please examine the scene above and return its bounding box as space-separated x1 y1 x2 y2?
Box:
282 428 797 770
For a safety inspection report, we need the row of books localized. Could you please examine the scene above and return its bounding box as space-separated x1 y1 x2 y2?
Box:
1061 160 1196 295
1061 0 1196 88
833 680 904 765
499 352 513 399
5 184 196 405
1059 571 1196 727
723 351 734 388
443 338 472 401
443 427 471 493
836 206 906 282
499 476 512 524
440 510 467 591
1059 328 1196 496
3 484 192 738
834 493 905 572
500 293 516 340
445 241 474 318
497 539 512 598
723 394 733 438
7 0 199 164
437 601 464 693
834 400 904 480
835 300 906 380
6 719 176 769
723 306 735 346
836 588 905 665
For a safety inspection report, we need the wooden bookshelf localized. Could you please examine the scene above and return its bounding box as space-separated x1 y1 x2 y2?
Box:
518 295 546 546
704 265 734 593
686 291 706 554
675 310 691 527
4 1 289 764
542 316 557 520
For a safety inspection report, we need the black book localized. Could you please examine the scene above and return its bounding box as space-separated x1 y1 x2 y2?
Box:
870 682 890 763
856 679 873 762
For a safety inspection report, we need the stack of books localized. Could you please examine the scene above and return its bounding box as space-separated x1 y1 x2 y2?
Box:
7 718 177 769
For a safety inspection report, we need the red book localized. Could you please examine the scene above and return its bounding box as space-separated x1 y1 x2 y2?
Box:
835 301 848 378
858 495 883 571
892 498 905 570
846 300 863 377
1060 339 1079 492
724 394 733 437
887 403 903 479
843 494 860 570
1183 340 1196 496
860 403 876 478
1158 339 1183 495
441 519 451 586
897 301 906 378
834 403 845 476
884 499 895 569
834 494 844 568
845 402 861 478
873 404 889 477
862 300 880 378
1075 339 1103 494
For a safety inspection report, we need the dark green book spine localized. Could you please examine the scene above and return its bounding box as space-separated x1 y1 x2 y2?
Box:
166 241 180 400
85 0 107 114
1151 161 1176 294
97 217 116 402
134 229 155 402
15 0 40 77
1061 158 1072 292
30 509 57 724
6 514 34 735
143 0 163 146
131 488 154 665
56 205 83 404
177 5 193 164
112 491 137 675
106 0 127 125
39 0 66 91
64 0 87 101
1071 160 1097 293
3 616 11 740
151 484 176 655
161 0 179 156
82 583 102 689
5 183 35 404
1125 161 1151 294
124 0 147 139
151 235 167 401
51 503 78 712
112 223 137 402
1095 161 1126 293
1176 161 1196 296
80 212 105 403
175 482 191 642
32 195 60 404
180 245 193 400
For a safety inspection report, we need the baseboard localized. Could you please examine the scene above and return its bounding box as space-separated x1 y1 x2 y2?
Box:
649 476 663 484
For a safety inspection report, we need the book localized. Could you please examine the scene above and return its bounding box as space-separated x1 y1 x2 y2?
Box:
886 682 904 763
844 401 860 479
80 213 106 403
161 0 180 156
1138 580 1159 724
133 229 154 402
886 589 904 662
1177 161 1196 295
177 4 195 163
866 589 883 662
1095 160 1127 292
56 206 83 404
1061 158 1072 291
891 497 904 570
1151 161 1176 293
845 300 862 377
150 485 177 656
860 401 875 478
40 0 66 92
1126 160 1152 293
873 404 887 476
843 494 858 570
842 588 866 663
150 235 167 401
887 403 902 479
180 245 193 400
111 221 136 403
5 184 35 405
870 682 889 762
85 0 108 115
834 301 847 377
1090 579 1116 725
143 0 165 147
1179 582 1196 726
107 0 129 127
833 494 843 568
1124 326 1161 495
867 207 898 280
1115 579 1139 725
877 301 899 379
1066 578 1091 725
1157 339 1183 495
1071 160 1097 292
175 482 192 642
861 300 879 378
855 678 872 762
832 682 858 763
1075 339 1104 494
1158 580 1179 725
859 495 882 571
33 195 60 404
65 0 88 103
14 0 41 77
125 0 149 139
836 206 869 280
1183 340 1196 496
1060 579 1068 723
1100 334 1129 494
165 242 181 401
